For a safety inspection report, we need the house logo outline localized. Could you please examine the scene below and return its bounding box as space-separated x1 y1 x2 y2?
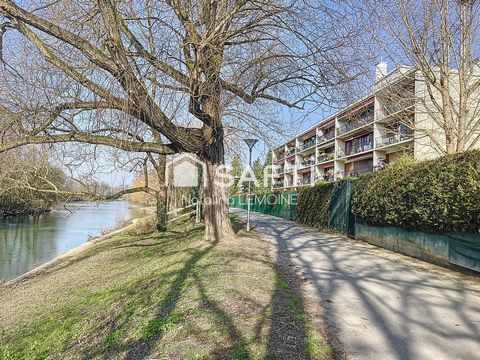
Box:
165 153 207 188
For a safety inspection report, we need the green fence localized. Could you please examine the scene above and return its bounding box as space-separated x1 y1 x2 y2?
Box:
355 223 480 273
230 181 355 236
230 181 479 273
328 180 355 237
448 234 480 272
229 192 297 220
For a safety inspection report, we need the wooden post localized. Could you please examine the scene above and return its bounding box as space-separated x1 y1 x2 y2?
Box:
195 200 201 223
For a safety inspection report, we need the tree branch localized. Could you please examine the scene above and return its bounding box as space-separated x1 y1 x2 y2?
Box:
0 133 177 155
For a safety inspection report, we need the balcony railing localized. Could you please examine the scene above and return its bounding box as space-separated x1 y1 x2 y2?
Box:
340 167 374 178
297 178 312 186
297 139 316 152
274 166 284 174
382 100 415 117
375 133 413 147
337 116 374 135
273 182 284 189
284 165 295 172
337 142 374 158
285 148 295 157
317 132 335 144
274 154 285 162
315 173 334 182
347 167 374 177
317 152 335 163
299 159 315 168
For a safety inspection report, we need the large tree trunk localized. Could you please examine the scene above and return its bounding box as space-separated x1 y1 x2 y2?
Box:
196 44 234 242
203 158 235 242
156 187 167 232
155 152 167 232
200 123 235 242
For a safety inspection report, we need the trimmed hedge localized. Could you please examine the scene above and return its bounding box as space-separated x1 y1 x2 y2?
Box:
352 150 480 234
296 182 335 228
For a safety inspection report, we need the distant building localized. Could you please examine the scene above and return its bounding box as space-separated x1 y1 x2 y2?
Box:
271 63 480 190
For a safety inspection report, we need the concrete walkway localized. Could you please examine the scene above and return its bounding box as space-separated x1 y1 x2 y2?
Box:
231 209 480 360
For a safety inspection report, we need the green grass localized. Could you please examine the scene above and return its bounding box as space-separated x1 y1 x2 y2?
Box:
0 216 333 359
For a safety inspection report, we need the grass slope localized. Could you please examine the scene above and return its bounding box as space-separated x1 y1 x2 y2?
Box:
0 217 332 359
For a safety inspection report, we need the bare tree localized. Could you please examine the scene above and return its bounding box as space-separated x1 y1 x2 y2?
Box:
0 0 365 241
0 147 68 216
366 0 480 155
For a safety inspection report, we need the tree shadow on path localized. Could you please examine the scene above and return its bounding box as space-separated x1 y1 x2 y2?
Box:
233 209 480 360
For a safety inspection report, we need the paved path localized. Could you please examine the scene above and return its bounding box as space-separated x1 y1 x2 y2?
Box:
231 209 480 360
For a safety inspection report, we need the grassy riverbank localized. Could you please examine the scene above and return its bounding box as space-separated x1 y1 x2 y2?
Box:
0 216 333 359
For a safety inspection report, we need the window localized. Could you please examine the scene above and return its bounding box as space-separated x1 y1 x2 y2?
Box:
345 133 373 155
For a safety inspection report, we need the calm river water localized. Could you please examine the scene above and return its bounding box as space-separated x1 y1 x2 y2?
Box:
0 201 143 280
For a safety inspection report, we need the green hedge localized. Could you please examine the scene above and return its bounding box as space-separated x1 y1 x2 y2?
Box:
352 150 480 234
296 182 335 228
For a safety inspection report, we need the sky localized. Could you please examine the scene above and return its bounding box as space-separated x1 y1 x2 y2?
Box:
0 0 392 187
98 61 386 187
5 0 475 187
242 63 384 166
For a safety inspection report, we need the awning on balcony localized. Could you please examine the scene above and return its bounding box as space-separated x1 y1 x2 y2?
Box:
345 153 374 163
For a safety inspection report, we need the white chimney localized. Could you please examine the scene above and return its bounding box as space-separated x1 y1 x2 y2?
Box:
375 61 388 81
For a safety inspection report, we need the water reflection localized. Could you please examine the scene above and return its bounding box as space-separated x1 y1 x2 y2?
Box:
0 201 141 280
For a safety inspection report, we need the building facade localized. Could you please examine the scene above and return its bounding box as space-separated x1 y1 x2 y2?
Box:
271 63 477 190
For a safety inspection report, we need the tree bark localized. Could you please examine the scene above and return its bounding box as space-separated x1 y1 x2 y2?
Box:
199 120 234 242
155 153 167 232
457 0 472 153
156 188 167 232
196 49 235 241
202 158 235 242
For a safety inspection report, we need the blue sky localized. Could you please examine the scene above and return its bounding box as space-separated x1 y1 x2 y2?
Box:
242 65 382 165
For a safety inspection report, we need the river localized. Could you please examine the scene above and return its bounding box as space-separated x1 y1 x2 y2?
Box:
0 201 144 280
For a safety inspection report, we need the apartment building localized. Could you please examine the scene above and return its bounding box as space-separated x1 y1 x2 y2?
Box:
271 63 461 190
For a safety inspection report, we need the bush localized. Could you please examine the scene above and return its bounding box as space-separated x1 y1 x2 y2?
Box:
352 150 480 234
296 182 335 228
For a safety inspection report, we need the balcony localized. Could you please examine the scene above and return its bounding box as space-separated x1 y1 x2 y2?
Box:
298 159 315 169
381 100 415 117
317 152 335 163
337 116 374 136
285 148 296 158
274 166 284 175
297 178 312 186
337 142 374 158
338 167 374 178
315 173 334 182
297 138 316 152
274 153 285 162
284 165 295 172
317 132 335 144
376 133 413 148
273 182 284 189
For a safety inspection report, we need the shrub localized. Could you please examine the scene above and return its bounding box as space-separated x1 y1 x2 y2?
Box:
352 150 480 234
134 214 158 235
296 182 335 228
